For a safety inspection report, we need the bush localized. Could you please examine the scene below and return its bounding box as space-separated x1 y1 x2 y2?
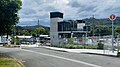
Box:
62 44 97 49
118 47 120 51
3 44 7 46
117 52 120 57
67 38 74 44
54 43 98 49
85 45 98 49
97 42 104 49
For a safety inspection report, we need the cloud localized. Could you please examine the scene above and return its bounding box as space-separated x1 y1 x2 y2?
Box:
18 0 120 26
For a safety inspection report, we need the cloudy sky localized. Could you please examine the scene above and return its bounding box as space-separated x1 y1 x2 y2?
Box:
18 0 120 26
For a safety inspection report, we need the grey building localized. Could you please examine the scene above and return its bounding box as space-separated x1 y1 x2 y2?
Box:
50 12 90 46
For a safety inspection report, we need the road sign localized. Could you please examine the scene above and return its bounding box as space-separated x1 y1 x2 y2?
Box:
109 14 116 21
109 14 116 53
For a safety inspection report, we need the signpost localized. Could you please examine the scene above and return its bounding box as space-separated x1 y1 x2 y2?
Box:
109 14 116 53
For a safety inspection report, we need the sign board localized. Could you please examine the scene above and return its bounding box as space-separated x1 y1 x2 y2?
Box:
109 14 116 21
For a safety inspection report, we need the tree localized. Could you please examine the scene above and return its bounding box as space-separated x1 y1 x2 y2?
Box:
22 30 30 36
0 0 22 36
11 35 15 44
31 30 37 37
115 26 120 34
35 27 46 36
91 25 111 36
16 36 20 45
11 35 20 45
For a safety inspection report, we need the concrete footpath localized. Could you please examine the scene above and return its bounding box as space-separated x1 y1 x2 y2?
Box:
42 46 119 57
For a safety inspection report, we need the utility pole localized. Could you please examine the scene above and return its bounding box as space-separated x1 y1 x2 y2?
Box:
38 19 40 27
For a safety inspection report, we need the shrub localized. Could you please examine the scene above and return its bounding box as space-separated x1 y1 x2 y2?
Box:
97 42 104 49
67 38 74 44
63 45 84 49
3 44 7 46
56 44 98 49
84 45 98 49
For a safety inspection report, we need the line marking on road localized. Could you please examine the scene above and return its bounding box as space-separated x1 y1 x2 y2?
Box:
22 49 102 67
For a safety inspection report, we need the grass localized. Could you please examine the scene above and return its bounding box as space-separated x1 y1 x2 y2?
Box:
0 58 25 67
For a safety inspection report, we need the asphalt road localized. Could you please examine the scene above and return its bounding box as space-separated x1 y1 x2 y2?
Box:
0 47 120 67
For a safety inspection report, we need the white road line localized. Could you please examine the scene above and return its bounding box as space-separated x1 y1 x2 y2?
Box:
22 49 102 67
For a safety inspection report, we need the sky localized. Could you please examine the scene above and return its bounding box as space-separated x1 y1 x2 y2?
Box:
18 0 120 26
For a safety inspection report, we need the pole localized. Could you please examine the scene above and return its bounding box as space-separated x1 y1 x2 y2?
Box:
112 20 114 53
14 25 16 45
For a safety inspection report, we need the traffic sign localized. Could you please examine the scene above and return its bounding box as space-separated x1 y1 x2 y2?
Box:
109 14 116 21
109 14 116 53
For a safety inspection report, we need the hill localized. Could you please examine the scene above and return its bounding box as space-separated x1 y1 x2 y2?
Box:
16 17 120 31
83 17 120 25
16 25 50 31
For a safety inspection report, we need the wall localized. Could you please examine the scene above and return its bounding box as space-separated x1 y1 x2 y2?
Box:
50 18 63 46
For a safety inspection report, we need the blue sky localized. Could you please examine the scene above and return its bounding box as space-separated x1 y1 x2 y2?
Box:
18 0 120 26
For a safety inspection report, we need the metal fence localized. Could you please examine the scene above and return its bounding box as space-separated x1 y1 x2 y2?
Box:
58 37 99 46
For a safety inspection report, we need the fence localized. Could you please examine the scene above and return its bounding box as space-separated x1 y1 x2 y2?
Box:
58 37 99 46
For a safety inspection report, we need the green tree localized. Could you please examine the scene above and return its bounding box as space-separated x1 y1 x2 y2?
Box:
11 35 20 45
0 0 22 36
115 26 120 34
22 30 30 36
11 35 15 44
16 36 20 45
35 27 46 36
31 30 37 37
92 25 111 36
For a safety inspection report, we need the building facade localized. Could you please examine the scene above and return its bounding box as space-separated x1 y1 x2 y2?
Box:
50 12 90 46
50 12 63 46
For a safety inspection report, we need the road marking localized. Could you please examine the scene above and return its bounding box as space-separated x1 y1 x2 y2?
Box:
22 49 102 67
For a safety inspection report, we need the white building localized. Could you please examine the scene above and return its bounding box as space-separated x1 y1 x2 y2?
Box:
50 12 63 46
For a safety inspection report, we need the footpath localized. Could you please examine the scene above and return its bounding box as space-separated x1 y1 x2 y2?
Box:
42 46 120 57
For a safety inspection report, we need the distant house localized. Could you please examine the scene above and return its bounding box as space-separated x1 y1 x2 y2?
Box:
39 35 50 44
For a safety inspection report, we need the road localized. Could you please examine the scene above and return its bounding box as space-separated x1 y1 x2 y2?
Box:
0 47 120 67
